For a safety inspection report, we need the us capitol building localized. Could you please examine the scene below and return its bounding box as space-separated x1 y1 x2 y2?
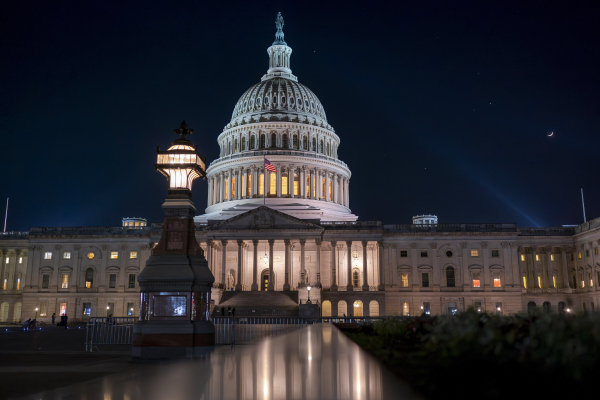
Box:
1 14 599 323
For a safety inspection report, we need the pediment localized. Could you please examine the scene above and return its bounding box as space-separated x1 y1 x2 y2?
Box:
204 206 323 231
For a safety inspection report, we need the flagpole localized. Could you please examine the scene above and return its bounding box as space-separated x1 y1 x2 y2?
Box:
264 158 266 206
3 198 8 233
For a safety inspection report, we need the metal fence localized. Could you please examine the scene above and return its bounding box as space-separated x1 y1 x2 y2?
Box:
85 316 387 351
85 317 136 352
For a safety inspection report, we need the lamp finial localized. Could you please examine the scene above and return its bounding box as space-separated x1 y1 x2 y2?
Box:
174 120 193 139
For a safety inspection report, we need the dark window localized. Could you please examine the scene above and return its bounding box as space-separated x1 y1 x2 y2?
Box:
446 250 453 257
586 249 590 257
311 138 316 151
234 139 238 153
446 267 455 287
422 273 429 288
572 275 577 289
491 250 500 257
570 253 574 261
420 250 428 258
423 302 430 315
127 302 135 316
293 135 298 149
543 301 551 313
303 137 308 150
527 301 536 315
400 250 408 257
250 135 256 149
128 274 136 289
42 274 49 289
85 268 93 288
83 302 92 316
352 269 360 288
282 134 288 148
474 301 482 312
260 134 266 149
109 274 117 288
320 139 324 153
271 133 277 147
242 137 246 151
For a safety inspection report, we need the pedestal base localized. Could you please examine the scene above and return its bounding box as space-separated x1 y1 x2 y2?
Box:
132 320 214 360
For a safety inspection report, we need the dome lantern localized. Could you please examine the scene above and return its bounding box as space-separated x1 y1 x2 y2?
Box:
263 12 297 82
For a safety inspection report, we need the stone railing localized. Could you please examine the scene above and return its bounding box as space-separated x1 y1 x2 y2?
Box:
208 149 348 170
517 227 576 236
29 226 156 236
383 223 517 233
77 288 99 293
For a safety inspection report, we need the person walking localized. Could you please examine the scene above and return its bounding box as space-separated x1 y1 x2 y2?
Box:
220 306 225 316
64 314 68 329
51 313 56 327
60 314 65 327
227 306 232 316
232 307 236 317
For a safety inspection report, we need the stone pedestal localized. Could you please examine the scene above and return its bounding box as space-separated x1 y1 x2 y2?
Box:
299 303 320 318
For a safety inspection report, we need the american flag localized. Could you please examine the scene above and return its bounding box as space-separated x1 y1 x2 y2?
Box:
264 158 277 172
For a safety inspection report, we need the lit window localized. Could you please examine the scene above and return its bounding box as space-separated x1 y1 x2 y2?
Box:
85 268 93 288
578 252 582 259
269 173 276 195
282 175 288 195
59 302 67 316
523 276 527 288
127 302 135 316
402 302 410 316
87 252 95 260
258 173 264 195
420 250 428 258
44 252 52 259
596 248 599 255
590 273 593 288
448 302 457 315
135 221 140 227
535 254 540 261
110 252 119 259
129 251 138 259
495 302 503 316
553 276 556 288
400 250 408 257
293 174 299 195
422 302 430 315
61 273 69 289
474 301 482 312
18 257 22 264
109 274 117 288
471 249 479 257
63 252 71 259
491 250 499 258
42 274 50 289
538 276 541 288
16 277 20 290
129 274 136 288
83 302 92 316
401 273 409 287
2 279 5 290
40 302 48 317
422 273 429 288
521 254 525 261
5 257 8 264
581 277 585 288
551 254 554 261
472 279 481 288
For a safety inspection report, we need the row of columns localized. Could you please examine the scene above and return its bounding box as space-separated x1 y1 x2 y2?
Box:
0 249 26 291
220 133 338 159
205 239 382 292
207 165 349 208
520 246 571 290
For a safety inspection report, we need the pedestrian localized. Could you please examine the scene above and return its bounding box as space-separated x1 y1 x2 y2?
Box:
51 313 56 326
227 306 232 316
64 314 68 329
232 307 236 317
220 306 225 316
23 318 31 331
60 314 65 327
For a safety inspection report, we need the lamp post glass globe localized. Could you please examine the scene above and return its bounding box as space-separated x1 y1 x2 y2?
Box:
306 286 311 303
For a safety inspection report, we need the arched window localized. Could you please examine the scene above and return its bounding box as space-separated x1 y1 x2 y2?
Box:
311 138 316 152
353 300 363 317
543 301 551 313
0 303 8 322
234 139 238 153
527 301 536 315
250 135 256 149
269 172 276 196
242 137 246 151
282 173 288 195
338 300 347 317
369 300 380 317
85 268 94 288
293 135 298 149
303 136 308 150
282 134 288 148
322 300 332 317
228 141 231 155
446 266 455 287
258 173 264 196
271 133 277 147
320 139 324 153
224 178 228 199
558 301 566 314
352 268 360 288
326 142 330 156
294 173 299 196
260 134 266 149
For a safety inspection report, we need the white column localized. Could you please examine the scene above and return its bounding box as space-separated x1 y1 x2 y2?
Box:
276 164 282 198
300 239 306 284
251 240 258 291
333 175 339 204
561 246 570 289
330 241 338 291
251 165 257 198
207 177 213 206
301 166 306 198
243 168 248 199
346 179 350 208
362 241 369 291
284 239 291 291
221 240 228 287
377 241 385 290
326 171 331 202
268 240 274 291
309 169 314 199
288 165 294 197
236 240 243 291
346 241 353 291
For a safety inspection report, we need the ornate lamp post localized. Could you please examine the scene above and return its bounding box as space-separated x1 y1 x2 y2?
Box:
306 286 311 304
133 121 214 359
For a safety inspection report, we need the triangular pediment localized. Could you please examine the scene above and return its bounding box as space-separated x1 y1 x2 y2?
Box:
204 206 323 231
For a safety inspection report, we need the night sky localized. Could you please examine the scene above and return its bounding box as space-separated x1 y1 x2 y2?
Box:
1 1 599 231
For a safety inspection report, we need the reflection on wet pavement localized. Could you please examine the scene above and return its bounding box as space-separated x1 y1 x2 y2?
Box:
20 324 419 400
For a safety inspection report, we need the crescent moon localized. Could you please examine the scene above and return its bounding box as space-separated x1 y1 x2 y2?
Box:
548 131 554 137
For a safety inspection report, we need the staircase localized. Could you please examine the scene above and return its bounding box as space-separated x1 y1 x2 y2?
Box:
213 291 299 317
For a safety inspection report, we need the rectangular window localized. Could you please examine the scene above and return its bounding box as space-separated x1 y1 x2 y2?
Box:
61 273 69 289
572 275 577 289
127 302 135 316
474 301 482 312
448 302 457 315
535 254 540 261
63 252 71 259
401 273 409 288
83 302 92 317
5 257 8 264
40 302 48 317
586 249 590 257
581 277 585 288
491 250 499 258
3 279 6 290
59 302 67 316
42 274 50 289
19 257 23 264
523 276 527 288
553 275 556 288
538 276 542 288
110 252 119 259
282 175 288 195
269 172 277 195
44 252 52 259
400 250 408 257
293 178 299 196
129 251 138 259
107 302 115 316
472 279 481 288
402 302 410 316
590 273 593 288
596 248 599 255
16 278 20 290
578 252 582 259
109 274 117 288
521 254 525 261
495 302 503 316
551 254 555 261
471 249 479 257
423 302 430 315
420 250 428 258
259 174 264 195
597 272 600 287
422 273 429 288
128 274 136 288
493 277 501 287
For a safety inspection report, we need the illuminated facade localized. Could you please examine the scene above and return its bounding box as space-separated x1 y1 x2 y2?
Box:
1 14 600 323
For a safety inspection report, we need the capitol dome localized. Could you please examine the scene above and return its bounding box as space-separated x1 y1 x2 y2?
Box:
231 78 327 125
195 13 357 224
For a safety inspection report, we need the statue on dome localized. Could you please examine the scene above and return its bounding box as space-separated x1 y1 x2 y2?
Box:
273 12 286 45
275 12 284 31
